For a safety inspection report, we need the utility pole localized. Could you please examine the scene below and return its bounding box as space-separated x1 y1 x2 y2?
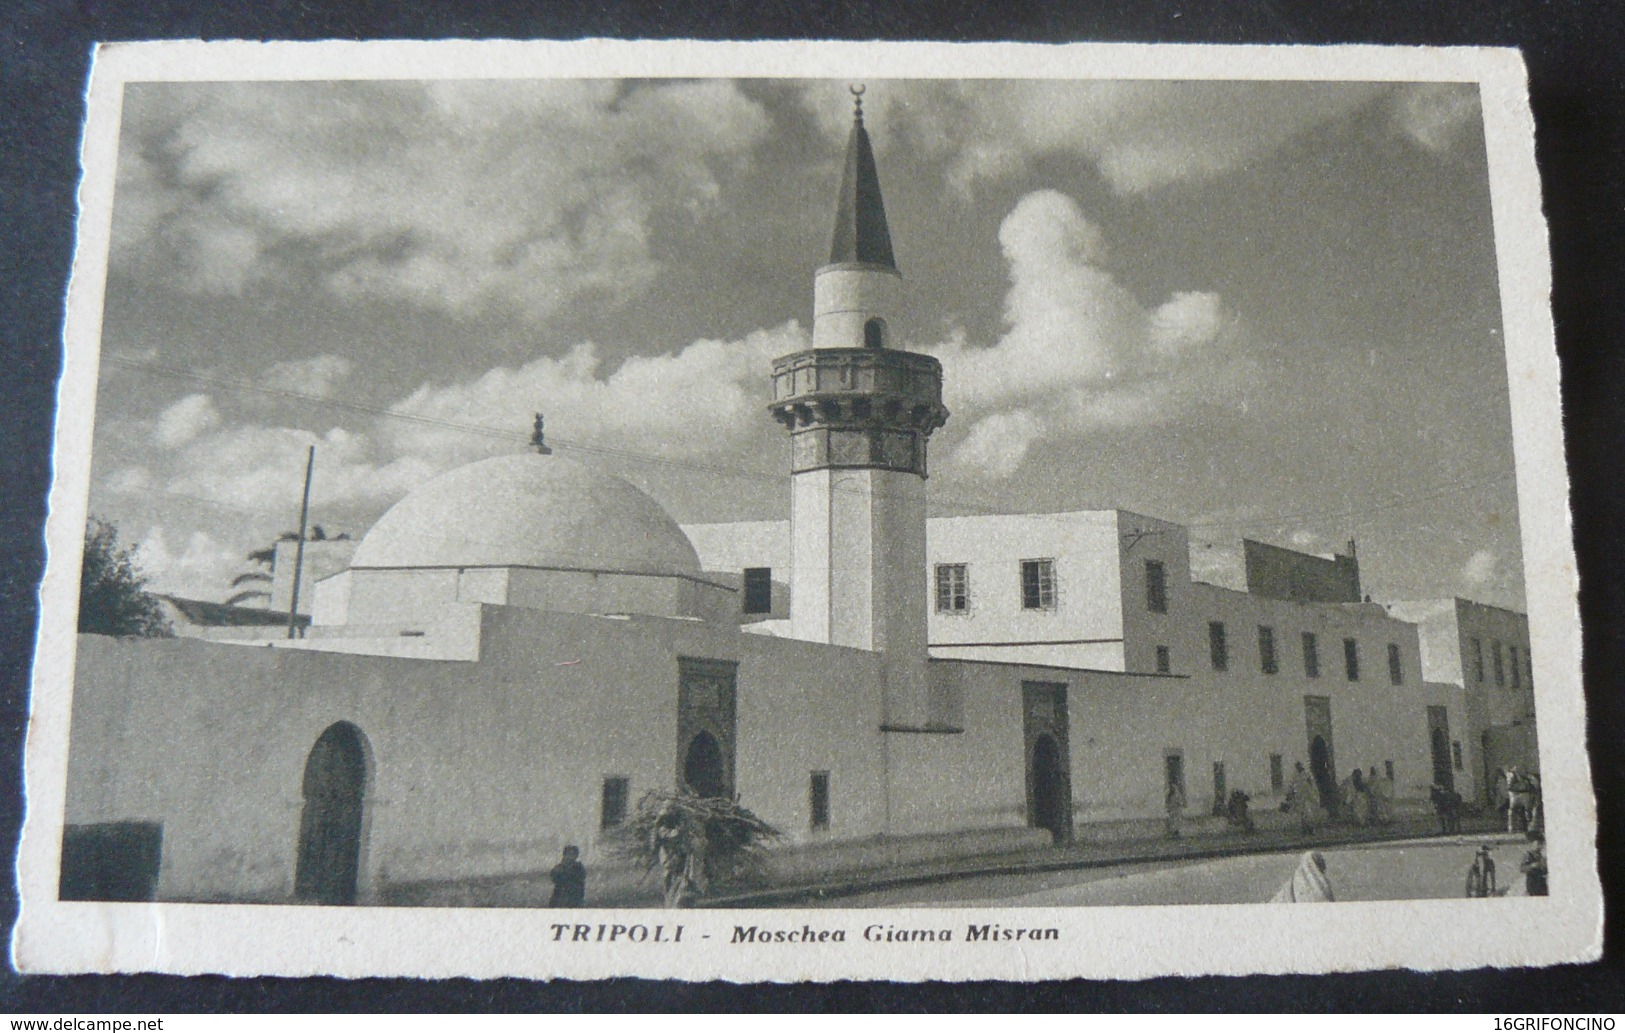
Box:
287 445 315 640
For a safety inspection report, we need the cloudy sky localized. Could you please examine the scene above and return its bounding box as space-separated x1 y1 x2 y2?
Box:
85 77 1524 609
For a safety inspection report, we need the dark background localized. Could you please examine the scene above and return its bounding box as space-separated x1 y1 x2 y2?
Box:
2 0 1622 1012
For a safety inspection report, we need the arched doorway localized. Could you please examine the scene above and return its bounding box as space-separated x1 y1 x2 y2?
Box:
1431 727 1455 792
1309 735 1337 817
684 731 727 798
1030 734 1067 843
1426 705 1456 793
294 722 368 905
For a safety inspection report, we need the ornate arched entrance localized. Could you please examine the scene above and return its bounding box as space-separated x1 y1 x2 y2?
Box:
1427 705 1456 792
1030 733 1068 843
1309 734 1337 816
294 722 368 905
1431 728 1455 792
683 730 727 799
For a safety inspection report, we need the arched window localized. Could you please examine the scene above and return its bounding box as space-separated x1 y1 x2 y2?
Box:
863 317 886 350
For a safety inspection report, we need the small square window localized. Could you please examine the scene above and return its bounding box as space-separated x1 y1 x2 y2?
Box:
1209 622 1228 671
1387 643 1404 685
743 567 772 615
1343 638 1360 681
809 771 831 830
1302 632 1320 679
1258 626 1278 675
1270 753 1285 793
1145 559 1167 614
1385 759 1395 782
935 563 969 614
1020 559 1056 610
600 776 629 829
1155 645 1172 674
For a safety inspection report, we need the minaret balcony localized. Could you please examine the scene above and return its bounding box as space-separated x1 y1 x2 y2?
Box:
768 348 948 426
768 347 949 477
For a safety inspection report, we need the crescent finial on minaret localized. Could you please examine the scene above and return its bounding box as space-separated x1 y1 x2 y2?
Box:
850 83 865 123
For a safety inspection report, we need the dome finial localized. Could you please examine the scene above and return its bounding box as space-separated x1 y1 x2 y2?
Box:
849 83 865 124
531 411 552 455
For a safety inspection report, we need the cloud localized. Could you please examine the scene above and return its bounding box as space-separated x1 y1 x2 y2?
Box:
134 526 244 600
383 322 806 470
803 80 1389 195
114 323 807 537
1462 548 1497 585
950 410 1045 479
154 393 221 447
939 190 1252 477
161 423 436 515
264 355 354 399
1189 541 1245 590
112 80 772 322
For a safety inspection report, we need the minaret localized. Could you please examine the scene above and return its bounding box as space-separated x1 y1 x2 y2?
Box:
769 88 949 727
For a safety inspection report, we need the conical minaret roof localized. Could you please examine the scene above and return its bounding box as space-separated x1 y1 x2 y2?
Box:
827 89 897 271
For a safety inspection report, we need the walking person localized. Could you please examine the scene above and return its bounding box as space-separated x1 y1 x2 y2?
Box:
1285 762 1322 834
548 845 587 908
1164 778 1187 839
1342 769 1371 827
1367 766 1392 824
1465 844 1498 898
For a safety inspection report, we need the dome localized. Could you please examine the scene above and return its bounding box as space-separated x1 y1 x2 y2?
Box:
351 452 701 576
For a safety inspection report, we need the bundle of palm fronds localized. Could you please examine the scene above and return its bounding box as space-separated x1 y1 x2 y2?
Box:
615 789 781 907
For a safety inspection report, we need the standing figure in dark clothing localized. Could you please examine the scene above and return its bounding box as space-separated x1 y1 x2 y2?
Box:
549 845 587 908
1226 789 1254 833
1520 839 1549 896
1431 784 1462 834
1465 844 1497 898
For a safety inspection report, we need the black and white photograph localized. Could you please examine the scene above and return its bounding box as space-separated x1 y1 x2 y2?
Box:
12 40 1599 982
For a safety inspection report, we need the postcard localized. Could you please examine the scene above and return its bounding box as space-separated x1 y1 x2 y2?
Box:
13 39 1600 980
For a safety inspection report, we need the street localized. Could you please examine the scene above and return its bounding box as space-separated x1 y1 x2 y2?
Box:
802 834 1538 908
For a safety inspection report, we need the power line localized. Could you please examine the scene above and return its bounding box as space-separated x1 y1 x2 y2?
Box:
99 353 1516 546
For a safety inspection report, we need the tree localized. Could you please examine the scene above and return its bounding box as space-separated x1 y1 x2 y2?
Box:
232 525 350 606
78 518 172 638
617 789 781 908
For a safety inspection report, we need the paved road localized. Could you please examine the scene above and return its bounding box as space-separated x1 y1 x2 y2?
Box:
804 833 1538 908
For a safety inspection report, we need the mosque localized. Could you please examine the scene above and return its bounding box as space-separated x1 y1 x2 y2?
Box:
59 97 1538 907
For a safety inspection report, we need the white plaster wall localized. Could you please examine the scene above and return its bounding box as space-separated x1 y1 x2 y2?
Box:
812 265 902 349
1185 582 1440 802
270 540 359 614
1386 597 1534 801
902 651 1441 839
925 511 1127 670
343 568 463 627
1114 511 1195 675
65 607 892 904
790 470 834 644
310 570 351 626
682 520 793 623
682 520 790 573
